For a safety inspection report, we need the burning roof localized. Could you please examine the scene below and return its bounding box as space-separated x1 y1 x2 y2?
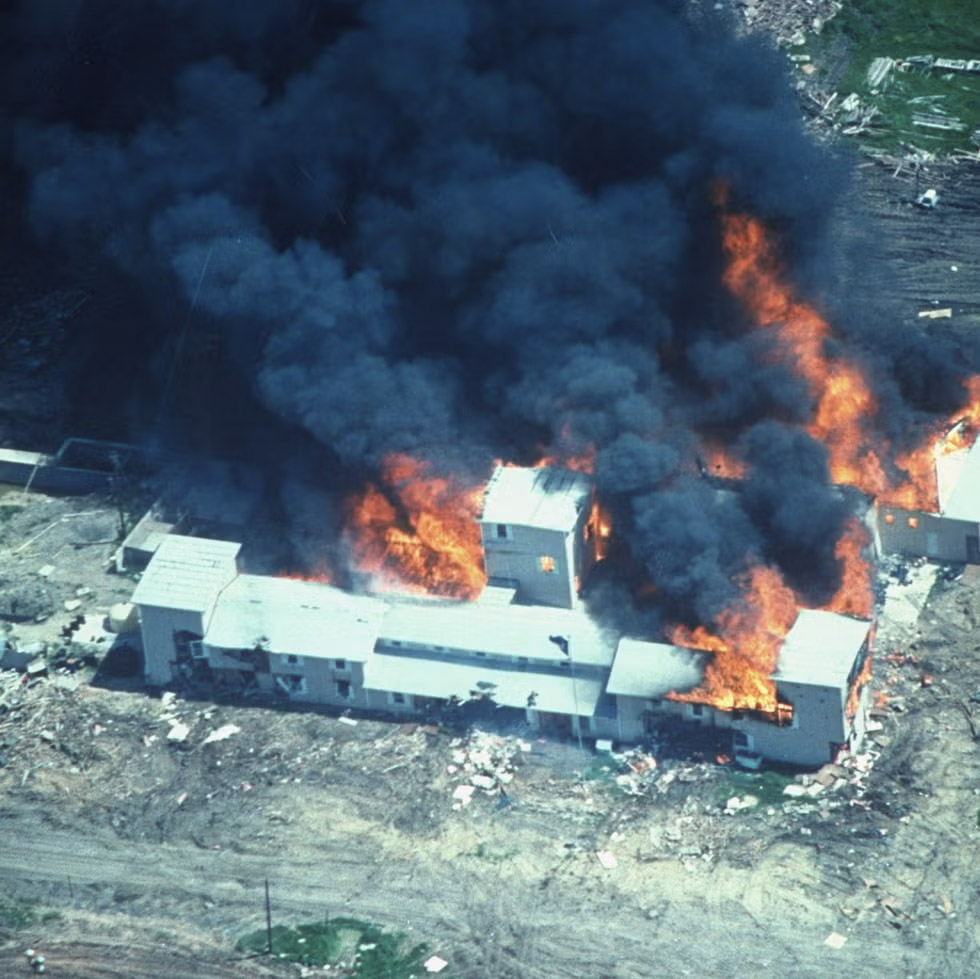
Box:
773 610 871 688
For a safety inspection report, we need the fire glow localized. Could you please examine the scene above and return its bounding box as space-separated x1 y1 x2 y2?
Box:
719 194 980 512
668 564 798 715
343 453 487 599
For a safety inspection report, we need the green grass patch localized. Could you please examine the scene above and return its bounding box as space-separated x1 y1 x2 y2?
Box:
0 898 38 929
715 769 800 809
472 841 518 863
808 0 980 154
235 916 432 976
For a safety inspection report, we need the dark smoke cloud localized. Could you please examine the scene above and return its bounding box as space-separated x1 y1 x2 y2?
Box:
3 0 970 629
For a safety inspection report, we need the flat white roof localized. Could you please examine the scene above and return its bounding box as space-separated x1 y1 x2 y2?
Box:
206 575 386 662
606 638 706 698
937 436 980 521
131 535 240 612
377 601 616 667
364 652 604 716
774 610 871 688
480 466 592 533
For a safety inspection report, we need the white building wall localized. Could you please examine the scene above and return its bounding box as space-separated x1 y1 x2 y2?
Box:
878 506 980 563
139 605 206 685
481 523 579 608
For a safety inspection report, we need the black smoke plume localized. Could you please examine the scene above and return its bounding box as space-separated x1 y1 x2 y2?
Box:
3 0 974 630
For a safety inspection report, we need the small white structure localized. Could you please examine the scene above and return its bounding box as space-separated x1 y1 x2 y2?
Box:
478 465 595 609
878 434 980 564
131 535 240 685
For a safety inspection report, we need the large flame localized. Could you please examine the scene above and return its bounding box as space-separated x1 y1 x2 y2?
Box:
719 198 980 512
344 453 487 599
825 518 873 619
668 564 799 713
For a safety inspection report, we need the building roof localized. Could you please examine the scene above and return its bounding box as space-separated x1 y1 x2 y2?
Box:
606 638 706 698
936 436 980 521
206 574 386 662
377 601 616 667
479 466 592 533
364 652 605 716
131 535 240 613
773 610 871 688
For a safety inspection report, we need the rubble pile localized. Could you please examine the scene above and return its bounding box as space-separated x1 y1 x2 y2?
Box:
690 0 842 47
446 729 527 808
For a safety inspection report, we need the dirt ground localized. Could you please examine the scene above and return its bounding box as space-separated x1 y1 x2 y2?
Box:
0 482 979 979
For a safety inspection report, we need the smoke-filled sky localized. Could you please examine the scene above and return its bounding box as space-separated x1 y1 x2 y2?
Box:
3 0 976 629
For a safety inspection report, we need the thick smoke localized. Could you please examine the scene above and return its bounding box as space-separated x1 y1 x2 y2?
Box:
3 0 972 628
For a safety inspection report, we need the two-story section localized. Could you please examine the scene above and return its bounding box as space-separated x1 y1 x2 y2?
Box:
201 574 387 705
736 610 873 766
362 600 618 737
132 535 241 685
478 465 596 609
605 610 873 768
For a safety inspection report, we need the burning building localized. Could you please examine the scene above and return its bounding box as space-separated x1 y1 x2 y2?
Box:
133 464 873 768
875 427 980 564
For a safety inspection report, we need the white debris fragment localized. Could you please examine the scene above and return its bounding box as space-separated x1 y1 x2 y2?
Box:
37 565 55 578
63 599 82 612
166 721 190 743
782 783 807 797
424 954 449 973
596 850 618 870
452 784 475 808
203 723 241 745
824 932 847 949
338 716 358 726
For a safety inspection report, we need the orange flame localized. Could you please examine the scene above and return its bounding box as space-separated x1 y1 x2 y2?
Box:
845 651 873 722
590 497 613 561
344 453 487 599
700 440 747 480
719 200 980 513
825 518 873 619
668 564 799 713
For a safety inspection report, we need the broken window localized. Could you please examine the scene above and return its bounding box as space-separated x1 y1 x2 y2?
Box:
336 679 352 700
691 703 704 718
539 555 556 573
390 692 406 706
733 731 749 748
275 674 307 696
883 513 895 525
495 523 510 539
286 654 303 667
908 516 919 529
334 658 347 671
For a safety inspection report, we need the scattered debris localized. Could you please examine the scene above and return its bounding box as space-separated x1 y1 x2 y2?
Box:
423 955 448 974
203 724 241 745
